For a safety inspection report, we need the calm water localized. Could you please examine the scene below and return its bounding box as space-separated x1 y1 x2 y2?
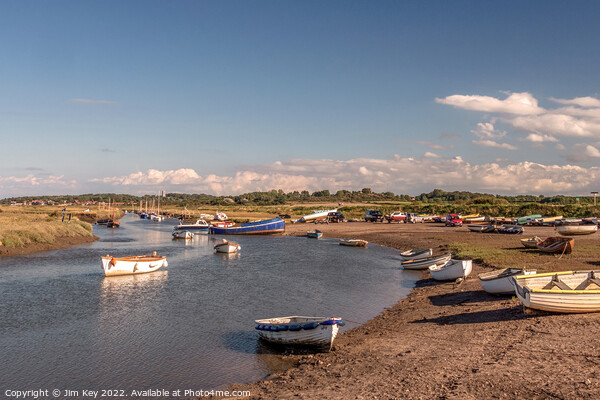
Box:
0 214 419 391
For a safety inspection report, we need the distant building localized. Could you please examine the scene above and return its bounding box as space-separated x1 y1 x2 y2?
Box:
161 190 166 197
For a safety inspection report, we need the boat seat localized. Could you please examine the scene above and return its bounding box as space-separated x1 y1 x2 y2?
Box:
543 275 572 290
575 271 600 290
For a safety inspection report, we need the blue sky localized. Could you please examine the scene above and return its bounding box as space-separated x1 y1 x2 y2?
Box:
2 1 600 197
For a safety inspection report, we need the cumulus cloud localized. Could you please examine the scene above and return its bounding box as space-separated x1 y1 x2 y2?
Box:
584 145 600 158
0 174 76 196
472 140 517 150
435 92 544 115
523 133 558 142
551 97 600 108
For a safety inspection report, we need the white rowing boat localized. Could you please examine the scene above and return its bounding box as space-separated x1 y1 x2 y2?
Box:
478 268 536 295
339 239 368 247
399 248 432 261
557 224 598 236
214 239 241 253
401 253 452 270
429 259 472 281
101 254 168 276
254 316 345 352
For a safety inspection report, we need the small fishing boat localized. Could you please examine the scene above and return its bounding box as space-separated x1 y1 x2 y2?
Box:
429 259 472 281
463 215 486 223
478 268 536 295
496 225 523 234
307 230 323 239
214 239 241 253
101 253 168 276
299 209 337 223
172 229 194 240
513 270 600 313
107 220 120 228
339 239 368 247
210 218 285 235
254 316 345 351
175 219 210 234
401 253 452 270
557 224 598 236
467 224 496 233
399 248 433 261
536 237 574 254
520 236 542 248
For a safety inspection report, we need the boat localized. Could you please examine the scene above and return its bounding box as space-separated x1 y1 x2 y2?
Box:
210 217 285 235
214 239 241 253
478 268 536 295
101 253 168 276
107 220 120 228
215 211 228 221
467 224 496 233
557 224 598 236
536 237 574 254
172 229 193 240
520 236 542 248
398 248 433 261
307 230 323 239
175 219 210 233
429 259 473 281
96 218 110 225
299 209 337 223
512 270 600 313
254 316 345 351
212 221 235 228
496 225 523 234
339 239 367 247
463 215 485 223
515 214 542 225
401 253 452 270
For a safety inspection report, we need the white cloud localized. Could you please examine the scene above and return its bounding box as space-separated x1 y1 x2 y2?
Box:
523 133 558 143
584 145 600 158
550 97 600 108
424 152 442 158
471 122 507 140
472 140 517 150
435 92 544 115
556 144 566 150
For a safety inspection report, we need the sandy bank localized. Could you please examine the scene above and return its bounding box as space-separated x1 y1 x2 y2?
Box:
0 234 99 258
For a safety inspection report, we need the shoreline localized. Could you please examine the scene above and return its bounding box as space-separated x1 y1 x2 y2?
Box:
0 234 99 258
221 222 600 399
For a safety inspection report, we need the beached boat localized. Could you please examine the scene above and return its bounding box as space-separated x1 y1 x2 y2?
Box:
172 229 193 240
520 236 542 248
467 224 496 233
175 219 210 233
339 239 367 247
557 224 598 236
463 215 486 223
101 254 168 276
536 237 574 254
429 259 472 281
515 214 542 225
513 270 600 313
214 239 241 253
210 217 285 235
496 225 523 234
399 248 433 261
299 209 337 222
478 268 537 295
307 230 323 239
254 316 345 351
401 253 452 270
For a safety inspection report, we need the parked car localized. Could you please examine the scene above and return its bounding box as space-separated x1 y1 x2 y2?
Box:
445 214 462 227
364 209 384 222
405 213 424 223
327 211 345 223
385 211 407 223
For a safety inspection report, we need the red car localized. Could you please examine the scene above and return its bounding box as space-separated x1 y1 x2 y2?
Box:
445 214 462 227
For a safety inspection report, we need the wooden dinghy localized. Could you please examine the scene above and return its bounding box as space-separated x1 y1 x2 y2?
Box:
536 237 574 254
214 239 241 253
429 259 472 281
101 253 168 276
255 316 345 352
467 224 496 233
557 224 598 236
339 239 368 247
401 253 452 270
399 248 432 261
520 236 542 249
513 270 600 313
307 230 323 239
478 268 536 295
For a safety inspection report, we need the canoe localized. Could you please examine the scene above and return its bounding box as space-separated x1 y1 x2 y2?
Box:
210 217 285 235
307 230 323 239
557 224 598 236
496 225 523 234
401 253 452 270
101 254 168 276
520 236 542 248
429 259 472 281
175 219 210 233
254 316 345 351
513 270 600 313
339 239 368 247
214 239 241 253
172 229 193 239
536 237 574 254
467 224 496 233
399 248 433 261
478 268 536 295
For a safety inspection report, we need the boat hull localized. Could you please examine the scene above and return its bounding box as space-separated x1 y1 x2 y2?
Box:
478 268 536 294
399 248 433 261
401 253 451 270
255 316 343 351
339 239 367 247
210 218 285 235
101 255 167 276
557 225 598 236
536 237 574 254
429 259 472 281
214 242 241 253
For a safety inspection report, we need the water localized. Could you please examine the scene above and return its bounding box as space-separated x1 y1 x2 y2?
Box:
0 214 419 391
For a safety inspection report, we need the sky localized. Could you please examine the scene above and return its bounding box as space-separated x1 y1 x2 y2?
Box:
2 1 600 197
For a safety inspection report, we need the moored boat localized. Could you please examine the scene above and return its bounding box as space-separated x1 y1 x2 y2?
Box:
107 220 120 228
172 229 194 239
399 248 433 261
101 253 168 276
520 236 542 248
536 237 574 254
339 239 367 247
401 253 452 270
254 316 345 351
175 218 210 233
557 224 598 236
467 224 496 233
307 230 323 239
210 218 285 235
214 239 241 253
429 259 472 281
512 270 600 313
478 268 536 295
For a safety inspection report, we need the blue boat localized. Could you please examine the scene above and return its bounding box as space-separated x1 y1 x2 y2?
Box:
307 230 323 238
210 217 285 235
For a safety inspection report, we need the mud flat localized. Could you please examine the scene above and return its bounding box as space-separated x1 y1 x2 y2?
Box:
0 234 98 258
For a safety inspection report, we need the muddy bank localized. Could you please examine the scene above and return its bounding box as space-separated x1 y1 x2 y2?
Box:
0 234 99 258
220 222 600 399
